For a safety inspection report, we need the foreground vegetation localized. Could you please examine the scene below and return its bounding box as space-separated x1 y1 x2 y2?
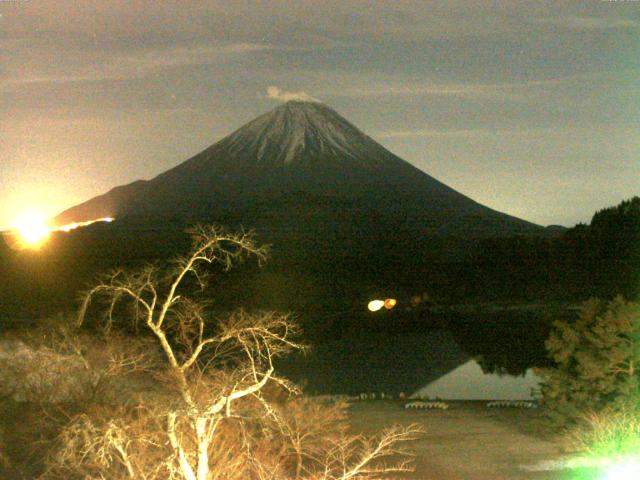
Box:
1 197 638 477
1 226 419 479
538 297 640 427
537 296 640 473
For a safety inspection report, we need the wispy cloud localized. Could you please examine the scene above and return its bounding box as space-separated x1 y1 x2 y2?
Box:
1 42 277 89
322 80 554 101
376 123 636 141
377 126 559 140
322 71 628 101
535 15 639 31
128 43 274 69
333 83 521 98
266 86 319 102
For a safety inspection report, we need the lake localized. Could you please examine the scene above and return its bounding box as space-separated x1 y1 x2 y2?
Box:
278 309 567 398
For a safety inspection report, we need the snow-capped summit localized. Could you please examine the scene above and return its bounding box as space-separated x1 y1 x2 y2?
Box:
170 100 414 176
213 100 392 169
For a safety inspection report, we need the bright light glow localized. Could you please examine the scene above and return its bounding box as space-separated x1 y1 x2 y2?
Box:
522 454 640 476
8 214 115 250
58 217 114 232
384 298 397 310
12 212 51 248
603 458 640 480
368 300 385 312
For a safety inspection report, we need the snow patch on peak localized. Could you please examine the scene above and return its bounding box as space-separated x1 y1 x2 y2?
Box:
216 100 389 168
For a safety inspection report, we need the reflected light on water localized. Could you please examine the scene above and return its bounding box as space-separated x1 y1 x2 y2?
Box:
367 300 385 312
368 298 397 312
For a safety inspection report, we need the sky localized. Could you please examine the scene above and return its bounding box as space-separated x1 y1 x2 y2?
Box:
1 1 638 230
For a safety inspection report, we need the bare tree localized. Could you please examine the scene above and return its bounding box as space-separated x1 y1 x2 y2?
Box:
44 225 419 480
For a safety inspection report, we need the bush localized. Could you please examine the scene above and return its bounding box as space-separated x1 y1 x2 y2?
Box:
567 407 640 459
537 296 640 426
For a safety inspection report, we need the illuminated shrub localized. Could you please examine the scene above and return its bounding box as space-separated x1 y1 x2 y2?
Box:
537 296 640 426
567 408 640 459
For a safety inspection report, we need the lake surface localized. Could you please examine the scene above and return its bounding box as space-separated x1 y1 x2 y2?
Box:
2 309 566 400
278 311 560 397
413 359 542 400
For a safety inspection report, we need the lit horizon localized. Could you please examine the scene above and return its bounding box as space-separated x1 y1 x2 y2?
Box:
3 214 115 249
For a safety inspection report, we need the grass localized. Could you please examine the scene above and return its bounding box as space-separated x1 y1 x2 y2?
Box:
568 408 640 459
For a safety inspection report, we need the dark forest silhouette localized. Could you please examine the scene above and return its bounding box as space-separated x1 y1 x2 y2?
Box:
2 196 637 323
470 196 639 302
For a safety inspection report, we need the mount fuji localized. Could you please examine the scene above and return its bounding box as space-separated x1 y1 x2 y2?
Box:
55 101 542 239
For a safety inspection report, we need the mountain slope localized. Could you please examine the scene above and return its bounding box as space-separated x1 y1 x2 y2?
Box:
55 101 541 237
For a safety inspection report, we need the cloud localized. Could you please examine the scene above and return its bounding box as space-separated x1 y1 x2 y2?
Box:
266 86 319 102
535 15 639 31
1 42 277 89
318 80 546 101
377 128 498 139
376 126 560 140
129 43 273 69
318 71 626 101
333 83 520 98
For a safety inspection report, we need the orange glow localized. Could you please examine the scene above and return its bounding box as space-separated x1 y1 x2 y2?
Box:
384 298 397 310
57 217 114 232
368 298 397 312
8 214 115 250
12 212 51 249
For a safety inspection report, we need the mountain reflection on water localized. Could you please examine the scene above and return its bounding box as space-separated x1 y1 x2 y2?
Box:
278 310 559 396
414 360 543 401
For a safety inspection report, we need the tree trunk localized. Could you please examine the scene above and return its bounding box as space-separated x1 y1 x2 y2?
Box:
196 417 210 480
167 413 197 480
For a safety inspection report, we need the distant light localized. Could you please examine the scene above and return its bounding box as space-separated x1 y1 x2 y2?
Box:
384 298 397 310
57 217 115 232
8 214 115 250
12 212 50 248
368 300 385 312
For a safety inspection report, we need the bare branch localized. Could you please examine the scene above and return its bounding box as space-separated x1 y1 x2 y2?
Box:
60 225 421 480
